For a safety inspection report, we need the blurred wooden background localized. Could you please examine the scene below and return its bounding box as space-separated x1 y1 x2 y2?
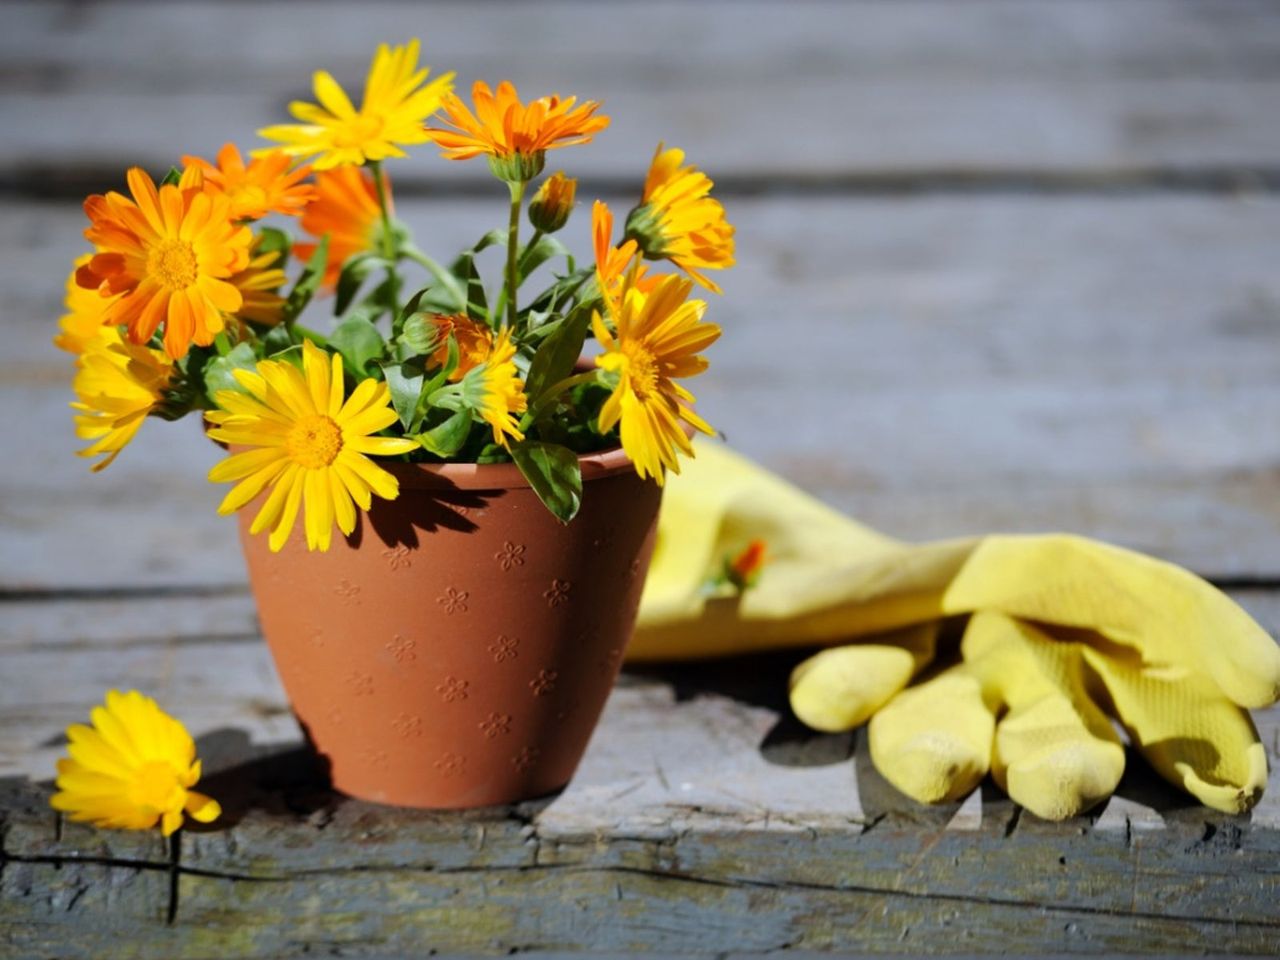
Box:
3 1 1280 955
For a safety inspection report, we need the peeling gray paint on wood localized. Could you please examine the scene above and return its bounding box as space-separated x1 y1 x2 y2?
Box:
4 0 1280 955
4 643 1280 956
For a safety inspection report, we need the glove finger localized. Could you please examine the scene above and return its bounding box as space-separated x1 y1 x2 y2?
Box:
941 534 1280 709
1081 643 1268 814
963 613 1125 821
869 667 993 804
789 624 938 733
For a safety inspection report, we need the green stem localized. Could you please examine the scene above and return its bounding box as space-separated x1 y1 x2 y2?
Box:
505 179 525 331
369 161 401 319
494 228 544 322
520 229 545 272
519 370 600 430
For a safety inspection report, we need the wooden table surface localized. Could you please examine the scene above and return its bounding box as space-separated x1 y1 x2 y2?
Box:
3 1 1280 956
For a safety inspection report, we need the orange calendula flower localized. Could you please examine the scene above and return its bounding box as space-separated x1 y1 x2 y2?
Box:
593 200 640 310
54 255 122 355
206 340 418 552
528 171 577 233
258 40 454 170
77 167 252 359
425 81 609 181
459 328 527 447
426 313 494 382
625 144 735 294
593 275 720 484
295 165 385 291
183 143 315 221
51 690 221 837
228 242 289 326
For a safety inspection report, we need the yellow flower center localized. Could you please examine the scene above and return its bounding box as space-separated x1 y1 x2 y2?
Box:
620 341 660 401
286 414 343 469
130 760 184 814
335 113 385 149
148 239 199 291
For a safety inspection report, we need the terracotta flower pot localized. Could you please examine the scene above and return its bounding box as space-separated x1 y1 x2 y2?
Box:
238 446 661 808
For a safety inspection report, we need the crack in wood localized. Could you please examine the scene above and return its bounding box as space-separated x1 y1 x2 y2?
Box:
8 848 1279 932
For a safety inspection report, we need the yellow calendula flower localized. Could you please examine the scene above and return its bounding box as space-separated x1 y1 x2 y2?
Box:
593 275 720 484
54 255 121 355
425 80 609 182
51 690 221 837
78 167 252 360
228 242 288 327
625 144 735 294
183 143 316 221
295 165 386 291
460 329 527 447
426 312 493 382
258 40 454 170
206 340 417 552
528 171 577 233
72 328 174 472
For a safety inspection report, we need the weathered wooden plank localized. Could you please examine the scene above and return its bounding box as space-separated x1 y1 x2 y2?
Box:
6 623 1280 955
3 1 1280 189
4 622 1279 832
7 785 1280 956
3 194 1279 586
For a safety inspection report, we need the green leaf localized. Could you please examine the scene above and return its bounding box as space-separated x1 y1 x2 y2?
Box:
415 409 473 458
524 303 592 403
455 252 488 324
202 342 259 399
335 252 392 316
525 267 593 318
511 441 583 523
328 316 386 378
380 359 426 432
256 227 291 269
518 234 574 284
457 228 508 261
283 236 328 326
261 322 300 357
159 166 182 187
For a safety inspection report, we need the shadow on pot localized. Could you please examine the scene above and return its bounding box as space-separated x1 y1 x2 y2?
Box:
349 488 491 549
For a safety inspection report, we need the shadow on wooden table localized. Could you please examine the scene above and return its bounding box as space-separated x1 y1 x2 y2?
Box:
184 728 340 831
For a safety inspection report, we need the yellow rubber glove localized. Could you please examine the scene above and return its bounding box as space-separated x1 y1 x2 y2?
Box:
632 441 1278 817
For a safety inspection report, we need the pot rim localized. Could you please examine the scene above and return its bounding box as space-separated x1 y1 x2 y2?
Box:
386 443 639 490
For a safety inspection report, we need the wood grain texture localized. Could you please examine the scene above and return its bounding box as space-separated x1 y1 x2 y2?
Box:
4 664 1280 956
4 194 1279 587
5 0 1280 954
3 1 1280 191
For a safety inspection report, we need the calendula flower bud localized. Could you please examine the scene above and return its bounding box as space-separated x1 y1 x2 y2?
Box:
487 150 546 185
623 202 666 258
528 172 577 233
401 313 439 356
724 539 768 592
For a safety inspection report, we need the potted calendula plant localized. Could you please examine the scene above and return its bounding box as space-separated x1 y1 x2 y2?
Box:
58 40 734 808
